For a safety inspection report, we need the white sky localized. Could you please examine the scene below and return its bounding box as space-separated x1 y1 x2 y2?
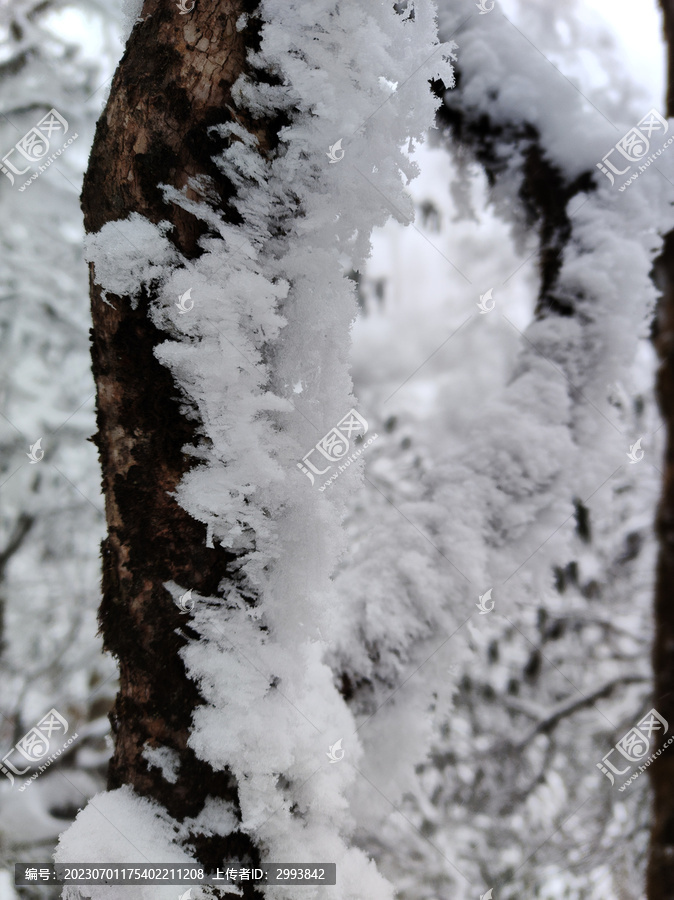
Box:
589 0 664 103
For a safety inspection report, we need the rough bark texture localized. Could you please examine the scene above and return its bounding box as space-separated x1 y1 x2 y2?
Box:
650 8 674 897
81 0 276 881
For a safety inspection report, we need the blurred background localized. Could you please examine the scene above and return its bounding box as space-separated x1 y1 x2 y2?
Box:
0 1 667 898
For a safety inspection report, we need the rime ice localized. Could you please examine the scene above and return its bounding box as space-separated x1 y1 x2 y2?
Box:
62 2 453 897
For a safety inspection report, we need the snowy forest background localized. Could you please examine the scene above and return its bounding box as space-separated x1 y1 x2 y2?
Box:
0 0 671 898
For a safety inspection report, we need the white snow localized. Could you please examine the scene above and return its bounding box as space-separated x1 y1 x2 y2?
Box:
72 1 453 897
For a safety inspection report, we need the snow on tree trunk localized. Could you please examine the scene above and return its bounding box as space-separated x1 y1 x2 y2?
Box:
55 1 452 896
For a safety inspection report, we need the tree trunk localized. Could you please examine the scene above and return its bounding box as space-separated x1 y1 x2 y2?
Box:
82 0 272 878
650 5 674 898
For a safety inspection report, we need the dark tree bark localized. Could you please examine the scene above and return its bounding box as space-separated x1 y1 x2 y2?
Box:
82 0 277 882
650 6 674 898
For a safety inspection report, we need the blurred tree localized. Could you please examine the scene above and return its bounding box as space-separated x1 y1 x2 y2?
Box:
0 0 121 890
334 4 665 898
